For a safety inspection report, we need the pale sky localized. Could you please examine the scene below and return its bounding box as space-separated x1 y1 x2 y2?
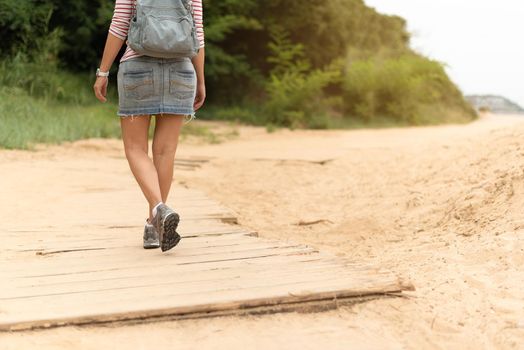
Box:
364 0 524 107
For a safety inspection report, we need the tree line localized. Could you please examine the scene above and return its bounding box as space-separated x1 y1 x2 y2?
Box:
0 0 476 127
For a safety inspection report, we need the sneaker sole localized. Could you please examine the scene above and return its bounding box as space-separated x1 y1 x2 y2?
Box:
143 241 160 249
160 212 181 252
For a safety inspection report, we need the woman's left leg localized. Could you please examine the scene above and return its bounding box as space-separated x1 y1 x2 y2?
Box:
150 113 185 221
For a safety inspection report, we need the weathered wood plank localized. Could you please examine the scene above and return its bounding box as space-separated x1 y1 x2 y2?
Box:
2 263 369 298
3 233 258 253
0 245 318 275
0 272 400 318
0 279 403 331
7 259 347 289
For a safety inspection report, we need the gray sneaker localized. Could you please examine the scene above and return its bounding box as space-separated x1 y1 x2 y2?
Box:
151 203 181 252
143 219 160 249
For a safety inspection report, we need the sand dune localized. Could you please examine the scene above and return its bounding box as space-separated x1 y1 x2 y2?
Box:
2 113 523 349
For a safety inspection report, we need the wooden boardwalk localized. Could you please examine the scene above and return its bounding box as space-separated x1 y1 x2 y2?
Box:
0 155 410 331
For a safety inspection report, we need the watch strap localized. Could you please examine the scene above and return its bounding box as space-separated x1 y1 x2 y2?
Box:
96 68 110 77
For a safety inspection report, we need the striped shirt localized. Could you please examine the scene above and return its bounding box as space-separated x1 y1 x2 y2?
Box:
109 0 205 63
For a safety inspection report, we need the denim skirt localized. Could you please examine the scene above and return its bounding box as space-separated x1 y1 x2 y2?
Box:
117 56 197 123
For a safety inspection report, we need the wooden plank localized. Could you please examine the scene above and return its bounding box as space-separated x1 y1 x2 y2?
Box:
3 233 258 253
3 265 397 303
2 224 251 237
0 271 400 318
2 263 365 298
5 248 331 275
1 278 402 331
1 235 307 259
7 259 346 289
13 241 311 262
7 254 332 284
0 226 254 243
3 233 267 253
2 292 398 331
0 245 318 275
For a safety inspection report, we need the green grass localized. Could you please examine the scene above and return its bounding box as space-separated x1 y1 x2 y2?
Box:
179 121 240 144
0 52 125 149
0 87 241 150
0 88 121 150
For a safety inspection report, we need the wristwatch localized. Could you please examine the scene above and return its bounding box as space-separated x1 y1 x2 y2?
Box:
96 68 110 77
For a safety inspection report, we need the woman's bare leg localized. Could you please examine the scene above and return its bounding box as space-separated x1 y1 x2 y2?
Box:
120 115 163 220
151 113 185 220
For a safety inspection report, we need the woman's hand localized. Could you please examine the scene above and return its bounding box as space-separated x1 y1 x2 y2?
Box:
93 76 109 103
194 81 206 111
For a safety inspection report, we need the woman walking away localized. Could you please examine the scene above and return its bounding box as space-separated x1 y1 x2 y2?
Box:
93 0 206 252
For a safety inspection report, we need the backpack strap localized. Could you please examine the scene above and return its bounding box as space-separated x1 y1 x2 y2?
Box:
131 0 193 21
182 0 193 16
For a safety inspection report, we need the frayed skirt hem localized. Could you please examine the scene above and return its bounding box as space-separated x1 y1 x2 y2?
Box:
117 111 197 124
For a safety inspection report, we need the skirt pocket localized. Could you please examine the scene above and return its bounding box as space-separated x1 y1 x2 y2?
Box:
123 69 155 100
168 65 195 101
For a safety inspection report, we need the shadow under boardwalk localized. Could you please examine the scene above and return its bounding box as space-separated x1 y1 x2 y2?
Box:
0 157 411 331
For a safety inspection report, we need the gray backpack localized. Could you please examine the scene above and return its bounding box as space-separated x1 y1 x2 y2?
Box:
127 0 200 58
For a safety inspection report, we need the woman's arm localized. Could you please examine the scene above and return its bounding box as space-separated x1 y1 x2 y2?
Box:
93 33 125 103
94 0 132 102
191 0 206 110
191 47 205 111
99 34 124 73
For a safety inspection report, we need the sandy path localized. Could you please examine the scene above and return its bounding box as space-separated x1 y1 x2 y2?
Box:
2 113 524 349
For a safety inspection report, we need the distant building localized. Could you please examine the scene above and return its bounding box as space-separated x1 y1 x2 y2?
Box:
466 95 524 114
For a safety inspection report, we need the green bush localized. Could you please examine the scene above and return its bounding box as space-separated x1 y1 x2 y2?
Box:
262 26 343 129
0 55 103 106
0 0 54 56
212 105 261 124
342 55 477 124
0 26 111 106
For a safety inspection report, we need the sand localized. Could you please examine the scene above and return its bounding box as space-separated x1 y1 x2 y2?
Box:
1 113 524 349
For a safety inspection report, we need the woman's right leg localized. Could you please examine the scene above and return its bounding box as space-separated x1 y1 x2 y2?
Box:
120 115 163 218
